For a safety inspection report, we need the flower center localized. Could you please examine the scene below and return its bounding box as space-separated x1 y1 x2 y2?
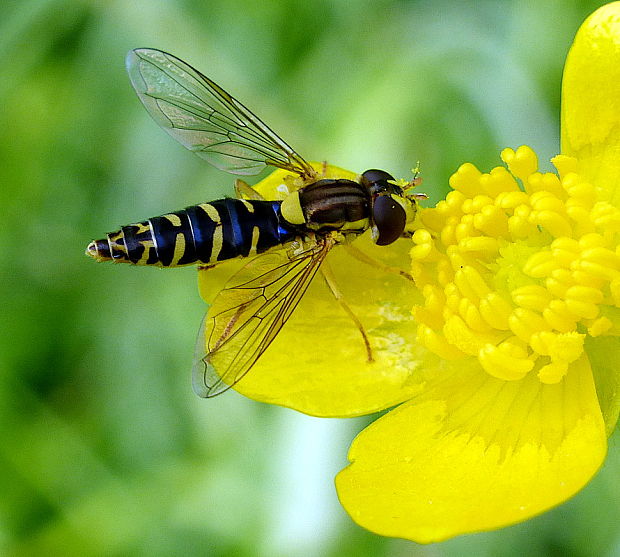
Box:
410 146 620 383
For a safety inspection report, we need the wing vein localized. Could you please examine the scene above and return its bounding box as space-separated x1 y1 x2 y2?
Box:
127 48 315 177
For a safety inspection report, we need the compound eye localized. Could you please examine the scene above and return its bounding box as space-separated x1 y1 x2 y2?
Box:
372 194 406 246
361 169 395 184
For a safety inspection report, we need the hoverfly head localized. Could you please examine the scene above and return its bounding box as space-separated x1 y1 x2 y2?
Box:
361 168 418 246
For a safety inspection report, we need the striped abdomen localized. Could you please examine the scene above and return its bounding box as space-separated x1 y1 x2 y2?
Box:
87 198 298 267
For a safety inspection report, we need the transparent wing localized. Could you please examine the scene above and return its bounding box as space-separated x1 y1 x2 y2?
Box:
192 239 333 398
126 48 315 177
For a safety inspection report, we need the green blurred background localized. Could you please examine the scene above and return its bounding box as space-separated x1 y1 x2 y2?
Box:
1 0 618 555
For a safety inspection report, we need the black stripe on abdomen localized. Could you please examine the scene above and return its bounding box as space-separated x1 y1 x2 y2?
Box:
118 221 157 264
187 199 296 265
149 211 197 266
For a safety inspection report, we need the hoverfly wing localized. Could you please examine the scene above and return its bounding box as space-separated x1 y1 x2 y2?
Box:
126 48 314 177
192 240 332 397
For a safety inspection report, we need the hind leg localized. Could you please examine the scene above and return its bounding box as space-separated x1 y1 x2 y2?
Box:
320 260 373 363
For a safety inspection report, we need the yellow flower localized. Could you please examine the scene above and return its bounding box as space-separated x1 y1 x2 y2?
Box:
335 145 614 542
335 3 620 542
198 2 620 543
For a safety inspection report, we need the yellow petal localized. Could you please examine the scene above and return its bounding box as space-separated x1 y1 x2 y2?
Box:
197 259 246 304
561 2 620 205
229 234 426 417
335 354 606 543
197 162 425 416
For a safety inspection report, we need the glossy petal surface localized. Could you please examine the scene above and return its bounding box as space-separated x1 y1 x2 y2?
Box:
336 354 606 543
198 164 425 416
562 2 620 206
562 2 620 434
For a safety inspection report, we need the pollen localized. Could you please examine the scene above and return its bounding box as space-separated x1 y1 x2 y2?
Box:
412 146 620 384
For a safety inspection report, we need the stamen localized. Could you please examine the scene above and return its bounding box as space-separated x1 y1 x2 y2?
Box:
411 146 619 383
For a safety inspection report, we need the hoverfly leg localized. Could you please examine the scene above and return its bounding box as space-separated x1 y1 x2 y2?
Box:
234 179 265 200
344 244 415 283
287 233 318 259
321 160 328 176
320 260 373 363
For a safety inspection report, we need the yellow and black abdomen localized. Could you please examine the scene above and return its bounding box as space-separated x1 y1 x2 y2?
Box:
87 199 298 267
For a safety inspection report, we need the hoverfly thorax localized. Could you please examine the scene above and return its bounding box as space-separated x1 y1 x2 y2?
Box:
360 169 418 246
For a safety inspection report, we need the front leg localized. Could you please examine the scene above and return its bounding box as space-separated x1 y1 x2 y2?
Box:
344 243 415 283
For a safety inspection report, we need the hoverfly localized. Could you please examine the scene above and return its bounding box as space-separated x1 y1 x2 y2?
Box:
87 48 424 398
